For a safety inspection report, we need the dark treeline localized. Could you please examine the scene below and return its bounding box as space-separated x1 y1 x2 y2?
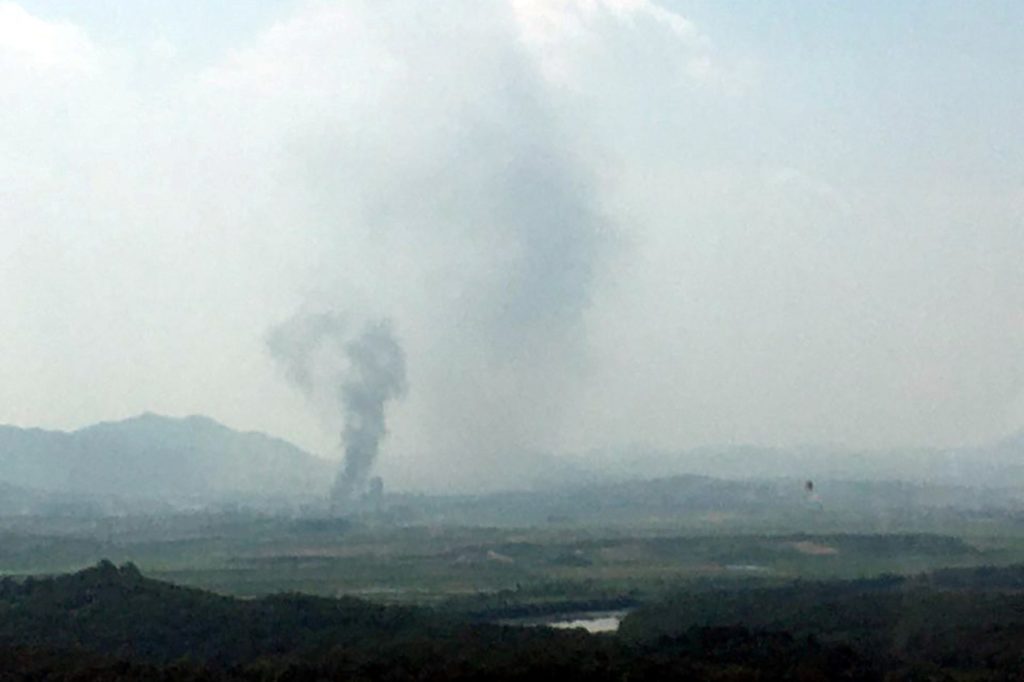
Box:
0 629 875 681
622 568 1024 676
5 562 1024 679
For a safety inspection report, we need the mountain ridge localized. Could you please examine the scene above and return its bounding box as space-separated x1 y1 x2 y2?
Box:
0 413 333 503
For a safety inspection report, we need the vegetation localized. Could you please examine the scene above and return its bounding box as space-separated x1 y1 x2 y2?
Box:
5 453 1024 679
0 562 877 680
4 561 1024 679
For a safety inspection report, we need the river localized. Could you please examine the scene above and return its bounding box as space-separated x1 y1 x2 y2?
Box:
502 609 631 634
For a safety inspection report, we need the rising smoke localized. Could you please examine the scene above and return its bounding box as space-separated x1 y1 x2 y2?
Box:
288 3 611 475
266 311 406 505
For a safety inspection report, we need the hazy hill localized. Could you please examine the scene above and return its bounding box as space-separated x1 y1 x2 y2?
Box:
0 414 333 503
3 412 1023 512
394 473 1024 528
0 481 136 517
0 482 49 516
581 431 1024 491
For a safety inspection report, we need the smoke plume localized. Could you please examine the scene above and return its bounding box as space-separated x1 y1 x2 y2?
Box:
281 3 612 476
266 311 406 504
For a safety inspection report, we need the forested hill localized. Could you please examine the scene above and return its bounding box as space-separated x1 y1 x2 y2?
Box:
8 562 1024 680
0 562 877 680
0 414 333 502
0 560 450 665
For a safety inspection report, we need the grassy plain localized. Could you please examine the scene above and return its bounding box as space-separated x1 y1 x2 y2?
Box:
5 503 1024 617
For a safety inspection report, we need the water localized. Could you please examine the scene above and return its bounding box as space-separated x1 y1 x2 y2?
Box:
547 611 627 633
499 609 633 633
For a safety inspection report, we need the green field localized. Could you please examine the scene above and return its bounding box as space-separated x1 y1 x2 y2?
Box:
6 508 1024 617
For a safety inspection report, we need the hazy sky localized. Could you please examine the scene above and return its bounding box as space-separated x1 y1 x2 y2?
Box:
2 1 1023 489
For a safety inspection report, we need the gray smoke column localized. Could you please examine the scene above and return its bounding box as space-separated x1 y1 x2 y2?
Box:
331 321 406 502
266 312 406 505
271 4 614 481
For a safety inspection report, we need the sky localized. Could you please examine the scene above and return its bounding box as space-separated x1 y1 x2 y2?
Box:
2 0 1023 490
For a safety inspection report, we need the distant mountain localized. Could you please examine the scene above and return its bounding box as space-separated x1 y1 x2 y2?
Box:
393 472 1024 529
579 431 1024 490
0 414 334 503
0 481 47 515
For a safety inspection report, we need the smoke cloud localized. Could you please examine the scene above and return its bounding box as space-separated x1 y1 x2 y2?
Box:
273 2 614 477
266 312 406 503
6 2 1023 492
